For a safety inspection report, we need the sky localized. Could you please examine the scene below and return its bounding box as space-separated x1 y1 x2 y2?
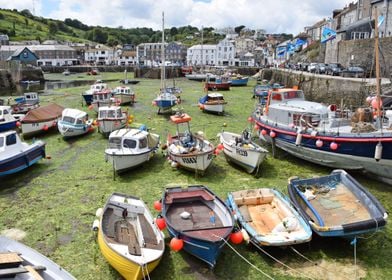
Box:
0 0 355 34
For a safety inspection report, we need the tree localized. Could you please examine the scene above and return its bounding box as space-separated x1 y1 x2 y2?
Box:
234 25 245 34
170 27 178 37
20 9 33 18
48 22 58 35
92 28 108 43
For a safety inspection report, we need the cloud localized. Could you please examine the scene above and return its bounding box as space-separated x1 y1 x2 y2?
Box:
2 0 353 34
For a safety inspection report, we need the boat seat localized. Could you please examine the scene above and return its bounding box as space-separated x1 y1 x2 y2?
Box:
114 221 141 256
102 208 116 238
234 193 274 206
138 214 158 247
238 205 252 222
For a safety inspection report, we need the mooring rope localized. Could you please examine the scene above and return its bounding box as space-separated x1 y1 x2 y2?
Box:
212 234 274 280
250 240 315 280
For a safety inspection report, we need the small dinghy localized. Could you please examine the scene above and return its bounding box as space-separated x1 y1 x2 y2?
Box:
57 108 93 138
105 128 160 173
198 93 227 115
218 130 268 174
167 113 215 174
162 185 234 268
0 130 46 176
95 193 164 280
97 106 127 137
288 169 388 237
227 188 312 246
0 236 75 279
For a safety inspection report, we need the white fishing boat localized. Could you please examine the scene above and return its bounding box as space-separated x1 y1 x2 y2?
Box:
12 92 40 114
20 103 64 137
95 193 165 280
97 106 127 137
0 236 76 279
57 108 93 138
198 93 227 115
91 90 119 112
167 113 214 174
0 106 19 132
105 128 160 173
218 130 268 174
0 130 46 176
113 86 135 105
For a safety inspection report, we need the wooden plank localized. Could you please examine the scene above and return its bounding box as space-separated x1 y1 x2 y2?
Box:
0 252 22 265
25 265 44 280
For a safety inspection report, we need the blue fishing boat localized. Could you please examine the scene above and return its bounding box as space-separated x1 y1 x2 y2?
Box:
288 169 388 238
162 185 234 268
0 130 46 176
82 81 108 106
230 75 248 86
227 188 312 246
0 106 18 132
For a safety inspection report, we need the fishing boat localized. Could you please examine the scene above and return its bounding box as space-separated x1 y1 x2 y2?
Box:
161 185 234 268
165 80 182 98
12 92 40 114
0 106 19 132
82 81 108 105
57 108 94 138
91 89 119 112
0 236 75 279
288 169 388 238
152 13 178 114
205 76 231 91
229 75 248 86
105 128 160 173
20 103 64 137
167 113 215 174
252 85 392 184
97 106 127 137
185 72 216 82
227 188 312 246
218 130 268 174
253 84 270 99
113 86 135 105
198 93 227 115
0 130 46 176
95 193 165 280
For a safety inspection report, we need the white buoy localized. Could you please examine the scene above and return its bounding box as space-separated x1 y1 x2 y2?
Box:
92 219 100 231
95 208 103 218
375 142 383 161
241 228 250 244
295 133 302 146
171 161 178 168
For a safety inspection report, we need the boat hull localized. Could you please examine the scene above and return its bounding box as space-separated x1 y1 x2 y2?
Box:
200 103 225 114
169 151 214 173
154 99 176 112
0 120 17 132
115 93 135 105
97 227 161 280
105 150 155 172
98 119 127 137
58 121 92 138
230 78 248 86
255 120 392 184
21 120 58 137
82 94 93 105
0 141 46 176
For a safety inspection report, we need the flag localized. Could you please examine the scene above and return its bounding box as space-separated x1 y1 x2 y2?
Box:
321 27 337 43
378 15 385 27
277 46 286 57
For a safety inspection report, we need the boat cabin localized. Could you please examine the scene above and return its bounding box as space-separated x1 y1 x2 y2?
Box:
91 83 107 92
108 129 159 151
61 108 89 125
115 86 133 95
98 106 123 119
0 106 13 122
14 92 39 104
0 131 22 153
93 90 112 102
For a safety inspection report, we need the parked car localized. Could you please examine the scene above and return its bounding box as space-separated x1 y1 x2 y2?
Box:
342 66 365 78
299 62 309 71
326 63 343 76
308 63 318 73
316 63 327 74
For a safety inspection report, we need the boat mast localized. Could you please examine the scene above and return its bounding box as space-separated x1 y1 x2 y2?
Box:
201 26 204 72
374 9 381 119
161 12 166 90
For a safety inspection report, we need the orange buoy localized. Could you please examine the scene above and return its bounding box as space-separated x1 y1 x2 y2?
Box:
170 237 184 252
230 230 243 244
153 200 162 211
316 139 323 148
217 143 224 150
269 131 276 138
156 216 166 230
42 125 49 131
261 129 267 135
330 142 338 150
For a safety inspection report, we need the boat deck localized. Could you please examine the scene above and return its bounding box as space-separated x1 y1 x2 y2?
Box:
167 201 228 241
305 183 371 227
244 204 284 235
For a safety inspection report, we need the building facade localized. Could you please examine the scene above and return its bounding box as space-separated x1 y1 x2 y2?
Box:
186 44 216 66
84 44 115 65
216 38 235 66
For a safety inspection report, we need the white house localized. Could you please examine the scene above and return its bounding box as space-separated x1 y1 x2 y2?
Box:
116 50 138 66
216 38 235 66
186 44 216 66
84 44 115 65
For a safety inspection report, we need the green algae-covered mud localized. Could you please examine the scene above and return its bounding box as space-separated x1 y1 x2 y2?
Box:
1 73 391 280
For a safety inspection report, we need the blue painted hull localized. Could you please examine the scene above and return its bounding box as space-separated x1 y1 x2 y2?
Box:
288 170 388 238
82 94 93 105
155 99 176 110
0 121 17 132
0 144 46 176
230 78 248 86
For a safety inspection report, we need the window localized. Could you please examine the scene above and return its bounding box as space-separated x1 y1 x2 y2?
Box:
108 110 115 118
63 116 75 123
76 118 83 124
6 133 17 146
123 139 137 149
109 137 122 149
0 137 3 147
139 137 147 149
